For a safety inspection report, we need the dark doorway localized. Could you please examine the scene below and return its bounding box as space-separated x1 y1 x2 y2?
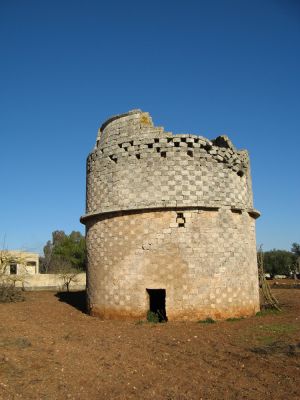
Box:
146 289 167 322
10 264 17 275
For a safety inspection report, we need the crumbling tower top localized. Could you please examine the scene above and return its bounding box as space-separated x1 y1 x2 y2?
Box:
81 110 259 223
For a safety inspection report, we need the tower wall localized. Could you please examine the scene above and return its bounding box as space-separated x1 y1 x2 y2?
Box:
81 110 260 320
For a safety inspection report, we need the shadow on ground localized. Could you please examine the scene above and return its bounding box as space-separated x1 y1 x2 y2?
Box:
55 290 87 313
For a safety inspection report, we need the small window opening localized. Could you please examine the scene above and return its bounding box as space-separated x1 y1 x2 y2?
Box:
181 138 186 142
146 289 167 322
10 264 17 275
129 141 134 146
187 150 194 157
237 170 244 177
154 138 159 143
161 151 166 158
27 261 36 266
148 143 153 149
136 154 140 159
187 142 193 148
156 147 160 153
174 142 180 147
118 143 122 148
231 209 242 214
109 155 117 163
176 212 186 227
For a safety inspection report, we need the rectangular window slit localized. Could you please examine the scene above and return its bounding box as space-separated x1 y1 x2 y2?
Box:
176 212 186 227
231 209 242 214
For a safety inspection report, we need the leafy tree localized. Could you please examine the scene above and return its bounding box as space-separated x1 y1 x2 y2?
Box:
58 260 80 292
291 242 300 257
41 230 86 273
52 230 67 245
291 242 300 277
263 249 297 277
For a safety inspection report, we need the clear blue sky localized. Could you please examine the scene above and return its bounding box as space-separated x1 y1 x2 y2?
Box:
1 0 299 254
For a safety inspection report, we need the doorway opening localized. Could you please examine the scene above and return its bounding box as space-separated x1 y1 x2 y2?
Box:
10 264 17 275
146 289 167 322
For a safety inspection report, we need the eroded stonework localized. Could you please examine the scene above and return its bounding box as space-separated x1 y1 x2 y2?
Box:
81 110 260 320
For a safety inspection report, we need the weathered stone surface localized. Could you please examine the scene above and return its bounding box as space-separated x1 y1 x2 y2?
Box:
81 110 260 320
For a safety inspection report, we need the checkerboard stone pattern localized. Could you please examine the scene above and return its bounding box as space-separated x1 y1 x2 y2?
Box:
81 110 260 320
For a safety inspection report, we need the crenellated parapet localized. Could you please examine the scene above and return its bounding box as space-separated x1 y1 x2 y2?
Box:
81 109 258 221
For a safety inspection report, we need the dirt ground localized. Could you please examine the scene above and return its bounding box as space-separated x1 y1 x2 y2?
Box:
1 288 300 400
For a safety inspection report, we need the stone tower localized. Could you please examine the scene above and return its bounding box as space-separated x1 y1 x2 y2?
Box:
80 110 260 321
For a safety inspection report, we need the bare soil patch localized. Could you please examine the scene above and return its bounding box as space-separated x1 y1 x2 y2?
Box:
1 289 299 399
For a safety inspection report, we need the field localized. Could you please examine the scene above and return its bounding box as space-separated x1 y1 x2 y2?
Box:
1 288 300 400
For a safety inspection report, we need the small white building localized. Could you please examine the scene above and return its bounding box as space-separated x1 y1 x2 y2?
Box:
1 250 39 276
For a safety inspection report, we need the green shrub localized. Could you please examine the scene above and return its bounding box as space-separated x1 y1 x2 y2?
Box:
147 310 160 323
256 309 281 317
226 317 244 322
198 317 216 324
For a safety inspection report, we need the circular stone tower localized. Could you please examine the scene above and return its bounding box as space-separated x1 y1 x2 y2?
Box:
81 110 260 321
